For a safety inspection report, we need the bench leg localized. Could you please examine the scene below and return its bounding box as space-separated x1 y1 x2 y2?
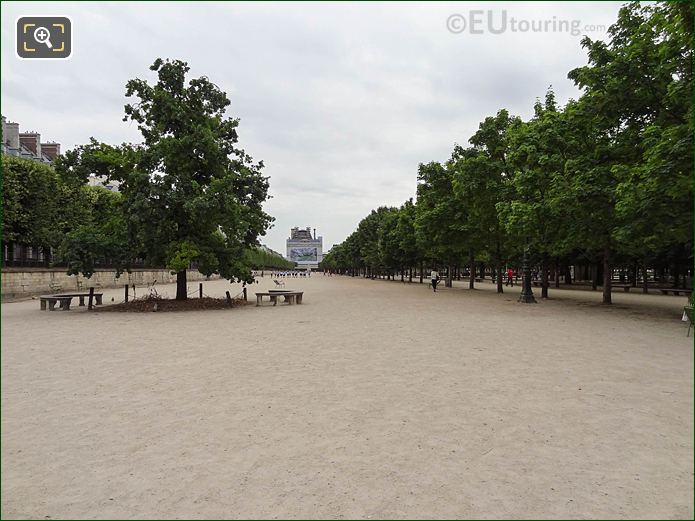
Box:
48 300 56 311
256 295 261 306
61 301 71 311
95 295 102 305
271 296 277 306
297 295 302 304
40 300 46 310
79 296 85 306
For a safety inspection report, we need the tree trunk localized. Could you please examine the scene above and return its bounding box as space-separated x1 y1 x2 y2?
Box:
564 265 572 285
446 265 453 288
541 258 549 298
642 260 649 293
554 261 560 288
419 262 424 283
176 269 187 300
409 267 413 283
469 251 475 289
494 241 503 294
602 248 612 304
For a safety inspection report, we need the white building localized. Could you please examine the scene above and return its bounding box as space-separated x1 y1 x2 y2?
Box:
286 227 323 270
87 174 121 192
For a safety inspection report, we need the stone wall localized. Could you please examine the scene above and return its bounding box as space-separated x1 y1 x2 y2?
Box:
1 268 218 300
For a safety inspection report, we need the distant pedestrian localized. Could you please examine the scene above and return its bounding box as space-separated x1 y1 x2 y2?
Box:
506 268 514 287
431 269 439 292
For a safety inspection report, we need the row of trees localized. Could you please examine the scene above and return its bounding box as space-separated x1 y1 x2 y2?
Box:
245 247 295 271
3 152 291 280
2 154 124 270
321 1 693 304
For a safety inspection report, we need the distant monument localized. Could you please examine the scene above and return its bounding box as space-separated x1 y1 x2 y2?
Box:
286 227 323 270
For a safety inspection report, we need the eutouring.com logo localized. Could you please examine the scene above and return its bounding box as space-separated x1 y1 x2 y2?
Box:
446 11 605 37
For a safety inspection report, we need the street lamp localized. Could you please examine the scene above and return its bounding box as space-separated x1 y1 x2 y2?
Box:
518 241 537 304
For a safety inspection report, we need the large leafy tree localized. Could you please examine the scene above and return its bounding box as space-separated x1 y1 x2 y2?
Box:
415 161 467 287
124 58 273 299
60 59 273 299
356 207 392 278
453 109 518 293
395 198 422 282
565 0 693 301
377 206 403 279
502 93 567 298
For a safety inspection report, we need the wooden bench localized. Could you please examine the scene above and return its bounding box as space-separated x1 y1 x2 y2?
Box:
39 295 75 311
659 288 692 296
256 291 304 306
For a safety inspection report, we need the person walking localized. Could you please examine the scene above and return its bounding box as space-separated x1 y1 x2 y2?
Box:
431 268 439 292
506 267 514 287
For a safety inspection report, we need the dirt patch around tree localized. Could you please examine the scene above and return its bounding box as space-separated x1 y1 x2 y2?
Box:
96 294 248 312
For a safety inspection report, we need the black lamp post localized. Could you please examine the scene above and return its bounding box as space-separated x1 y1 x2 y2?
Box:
518 241 537 304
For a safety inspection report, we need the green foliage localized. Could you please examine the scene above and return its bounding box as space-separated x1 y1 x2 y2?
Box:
415 161 466 266
54 58 274 298
245 247 296 270
325 0 692 299
60 186 129 277
3 155 63 248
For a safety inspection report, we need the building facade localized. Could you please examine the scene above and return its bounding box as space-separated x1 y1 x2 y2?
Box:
1 116 60 163
286 227 323 270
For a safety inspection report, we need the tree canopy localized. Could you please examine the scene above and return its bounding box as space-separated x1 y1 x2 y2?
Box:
322 0 693 303
56 58 274 299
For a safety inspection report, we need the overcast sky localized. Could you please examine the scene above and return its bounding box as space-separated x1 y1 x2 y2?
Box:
2 1 624 254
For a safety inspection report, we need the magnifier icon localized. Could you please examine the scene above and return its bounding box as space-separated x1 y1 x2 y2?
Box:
33 26 53 49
